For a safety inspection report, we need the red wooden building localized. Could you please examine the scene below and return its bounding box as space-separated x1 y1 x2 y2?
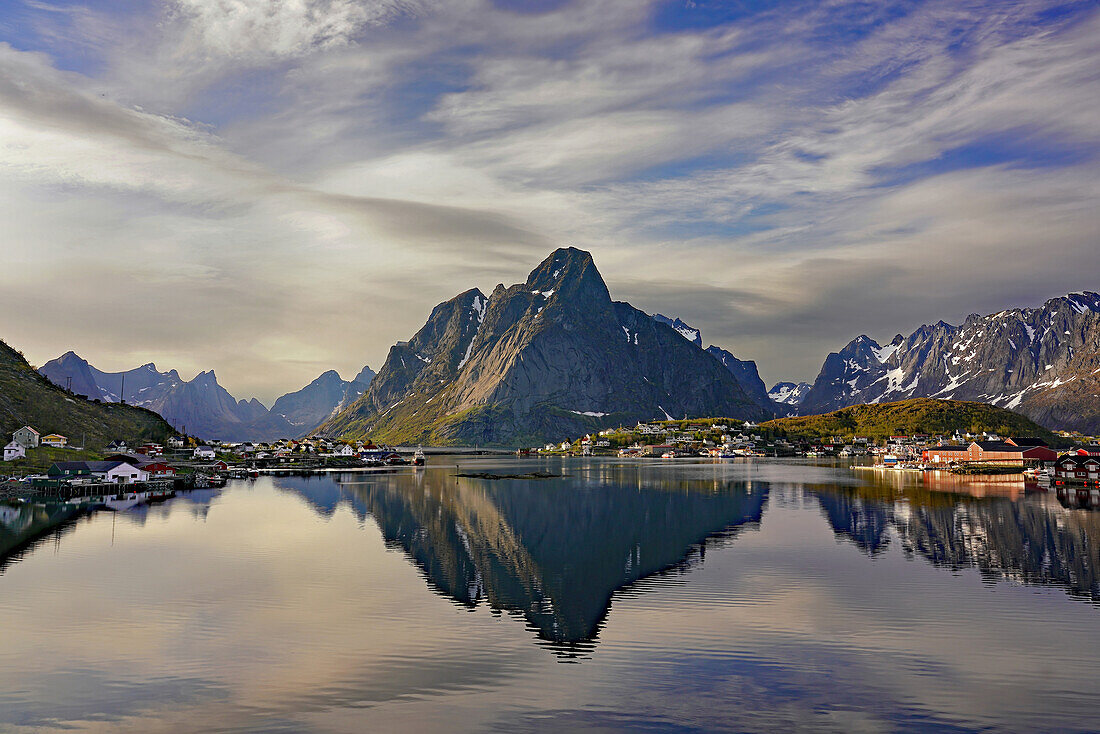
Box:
922 441 1057 466
1054 455 1100 484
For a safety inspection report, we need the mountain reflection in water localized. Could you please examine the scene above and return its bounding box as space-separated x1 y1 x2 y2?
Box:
266 460 1100 653
278 464 768 652
3 460 1100 732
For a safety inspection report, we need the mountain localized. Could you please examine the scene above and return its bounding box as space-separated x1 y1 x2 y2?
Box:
649 315 776 414
269 367 374 433
768 381 811 407
798 292 1100 432
762 398 1057 443
704 345 772 409
319 247 771 446
0 339 172 447
652 314 702 347
39 354 297 441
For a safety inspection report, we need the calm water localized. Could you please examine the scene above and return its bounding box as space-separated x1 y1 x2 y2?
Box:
2 458 1099 733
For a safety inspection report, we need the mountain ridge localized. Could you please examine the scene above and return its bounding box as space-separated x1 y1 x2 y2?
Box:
319 247 772 446
798 291 1100 432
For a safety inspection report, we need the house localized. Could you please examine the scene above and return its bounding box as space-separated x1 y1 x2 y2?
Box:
1054 456 1100 483
3 442 25 461
193 446 216 460
40 434 68 448
166 436 184 448
1071 445 1100 457
138 462 176 477
337 445 355 457
12 426 40 448
47 461 149 483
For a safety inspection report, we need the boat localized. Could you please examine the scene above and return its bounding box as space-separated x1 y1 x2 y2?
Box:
413 446 426 467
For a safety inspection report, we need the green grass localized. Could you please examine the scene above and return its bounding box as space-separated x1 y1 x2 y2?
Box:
760 398 1060 444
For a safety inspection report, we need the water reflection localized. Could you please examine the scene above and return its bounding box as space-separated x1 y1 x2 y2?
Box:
278 464 767 653
2 460 1100 732
0 502 84 574
810 475 1100 603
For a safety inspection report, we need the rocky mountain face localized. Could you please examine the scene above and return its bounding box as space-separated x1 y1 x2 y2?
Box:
768 381 811 407
652 314 702 347
798 292 1100 432
0 340 172 447
269 368 374 431
39 353 372 441
648 316 776 414
319 247 772 446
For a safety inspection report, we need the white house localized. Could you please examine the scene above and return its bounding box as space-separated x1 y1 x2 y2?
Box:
105 462 149 484
12 426 39 448
3 442 25 461
193 446 216 460
167 436 184 448
337 445 355 456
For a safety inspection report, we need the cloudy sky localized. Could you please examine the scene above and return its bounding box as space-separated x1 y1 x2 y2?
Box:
2 0 1098 403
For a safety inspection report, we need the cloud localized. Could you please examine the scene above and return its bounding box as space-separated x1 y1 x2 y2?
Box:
1 0 1098 399
166 0 426 61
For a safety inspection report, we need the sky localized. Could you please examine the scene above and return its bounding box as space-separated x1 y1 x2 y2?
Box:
1 0 1098 404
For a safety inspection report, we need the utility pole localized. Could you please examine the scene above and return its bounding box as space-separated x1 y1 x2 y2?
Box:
120 373 126 404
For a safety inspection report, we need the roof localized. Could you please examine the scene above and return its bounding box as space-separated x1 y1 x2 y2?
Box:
48 460 136 475
1007 437 1049 447
17 426 40 435
972 441 1025 452
925 444 968 452
1058 456 1100 467
41 434 67 440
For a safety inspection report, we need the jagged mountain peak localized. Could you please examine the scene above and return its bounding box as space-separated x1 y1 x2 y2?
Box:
768 381 811 407
351 365 375 384
653 314 703 347
799 288 1100 433
320 247 769 445
525 246 609 305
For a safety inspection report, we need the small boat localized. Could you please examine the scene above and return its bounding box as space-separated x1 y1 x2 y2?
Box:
413 446 426 467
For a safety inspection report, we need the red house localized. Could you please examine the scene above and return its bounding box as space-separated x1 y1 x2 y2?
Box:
1054 456 1100 484
139 462 176 477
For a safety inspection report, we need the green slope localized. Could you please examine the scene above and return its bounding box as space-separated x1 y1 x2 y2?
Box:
762 398 1059 443
0 339 174 449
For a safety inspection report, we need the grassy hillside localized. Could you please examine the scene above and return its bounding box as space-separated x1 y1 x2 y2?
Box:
0 339 174 450
762 398 1059 443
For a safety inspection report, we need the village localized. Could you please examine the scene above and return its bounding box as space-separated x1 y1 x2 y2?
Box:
530 418 1100 486
1 424 418 506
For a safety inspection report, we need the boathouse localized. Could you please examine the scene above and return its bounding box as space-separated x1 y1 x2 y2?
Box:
922 441 1056 466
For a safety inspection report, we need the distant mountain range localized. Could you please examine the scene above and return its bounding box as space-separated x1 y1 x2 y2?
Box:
797 292 1100 433
318 247 775 446
29 252 1100 443
768 381 811 408
0 340 171 447
39 353 373 441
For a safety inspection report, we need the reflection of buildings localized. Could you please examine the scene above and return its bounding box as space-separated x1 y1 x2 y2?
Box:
278 468 767 652
0 502 85 575
813 484 1100 603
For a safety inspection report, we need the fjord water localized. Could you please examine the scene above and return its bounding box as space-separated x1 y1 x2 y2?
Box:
2 460 1099 733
